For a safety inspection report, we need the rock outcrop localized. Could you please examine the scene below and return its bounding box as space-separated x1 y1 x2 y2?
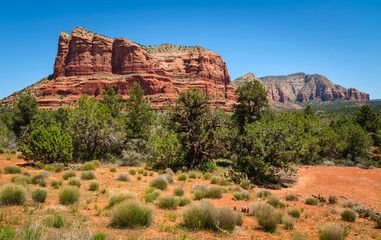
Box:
232 72 369 106
4 27 236 110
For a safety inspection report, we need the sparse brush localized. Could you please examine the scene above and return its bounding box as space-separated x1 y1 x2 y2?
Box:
178 174 187 182
219 178 228 186
91 232 107 240
352 203 366 216
150 176 168 190
43 214 65 228
210 177 219 184
63 171 76 180
11 175 30 185
194 185 223 200
137 169 144 174
89 182 99 191
342 200 354 208
211 207 243 231
116 172 132 182
267 196 285 208
189 172 197 179
288 208 301 218
158 195 178 210
232 191 250 201
0 183 26 205
328 195 338 204
108 191 136 207
240 179 250 190
3 166 21 174
51 180 62 188
144 190 160 203
285 194 298 201
52 164 64 173
178 197 191 206
173 185 185 196
161 174 174 184
59 186 80 205
110 200 153 229
32 188 47 203
283 219 294 230
341 208 357 222
0 225 16 239
319 224 346 240
256 190 272 199
203 173 209 180
128 169 136 175
68 178 81 188
291 232 310 240
31 172 49 185
9 149 16 155
305 198 317 205
81 162 96 171
81 170 96 180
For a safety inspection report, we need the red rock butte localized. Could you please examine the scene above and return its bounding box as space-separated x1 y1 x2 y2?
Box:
6 26 235 110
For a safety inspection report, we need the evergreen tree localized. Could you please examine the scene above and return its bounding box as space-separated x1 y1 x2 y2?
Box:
355 105 380 133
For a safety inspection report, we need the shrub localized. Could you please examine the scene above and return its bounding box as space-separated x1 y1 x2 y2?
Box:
178 197 191 206
91 232 107 240
232 191 250 201
10 149 16 155
52 164 64 173
31 172 48 184
63 171 76 180
210 177 219 184
240 179 250 190
208 186 223 199
143 171 148 176
109 191 136 207
138 169 144 174
81 162 96 171
0 148 4 154
109 167 116 172
59 186 80 205
178 174 187 182
110 200 153 229
285 194 298 201
376 215 381 229
258 217 277 233
0 225 16 239
173 186 184 196
219 178 228 186
161 174 174 184
189 172 197 179
341 208 357 222
3 166 21 174
51 180 61 187
284 219 294 230
288 208 301 218
68 178 81 188
0 184 26 205
267 196 285 208
137 176 142 180
328 195 338 204
194 185 223 200
158 195 178 210
256 190 272 199
150 177 168 190
342 200 354 208
11 175 30 185
144 190 160 203
305 198 317 205
32 188 47 203
319 224 346 240
43 214 65 228
89 182 99 191
81 170 96 180
128 169 136 175
211 207 243 232
116 172 132 182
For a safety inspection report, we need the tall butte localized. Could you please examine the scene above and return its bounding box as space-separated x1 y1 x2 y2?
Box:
12 26 236 110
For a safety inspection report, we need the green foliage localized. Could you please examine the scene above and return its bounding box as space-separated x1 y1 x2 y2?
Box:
91 232 107 240
10 95 38 137
173 185 185 196
288 209 301 218
101 87 124 118
189 172 197 179
110 200 153 229
59 186 80 205
43 214 66 228
149 176 168 190
81 162 96 171
108 191 136 207
266 196 285 208
89 182 99 191
319 224 346 240
158 195 178 210
3 166 21 174
194 185 223 200
21 125 73 164
285 194 298 201
62 171 76 180
232 191 250 201
68 95 125 160
151 129 183 169
341 208 357 222
328 195 338 204
256 190 272 199
305 198 317 205
144 190 160 203
178 174 187 182
68 178 81 188
81 170 96 180
0 225 16 239
210 177 219 184
32 188 47 203
109 167 116 172
11 175 30 185
178 196 191 206
128 169 136 175
0 184 26 205
9 149 16 154
355 105 380 133
249 201 278 233
116 172 132 182
31 172 48 185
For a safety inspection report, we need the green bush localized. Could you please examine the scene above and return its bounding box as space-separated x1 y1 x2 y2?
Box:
173 185 184 196
63 171 76 180
249 201 278 232
266 196 285 208
256 190 272 199
285 194 298 201
51 180 62 188
341 208 357 222
158 195 178 210
137 169 144 174
68 178 81 188
240 179 250 190
9 149 16 155
110 200 153 229
43 214 65 228
52 164 64 173
89 182 99 191
91 232 107 240
128 169 136 175
109 167 116 172
115 173 132 182
81 170 96 180
144 190 161 203
208 186 223 199
178 174 187 182
189 172 197 179
59 186 80 205
193 184 223 200
0 184 26 205
232 191 250 201
31 172 48 185
150 176 168 190
288 208 301 218
319 224 346 240
0 225 16 239
0 148 4 154
210 177 219 184
284 220 294 230
108 191 136 208
81 162 96 171
3 166 21 174
305 198 317 205
178 197 191 207
32 188 47 203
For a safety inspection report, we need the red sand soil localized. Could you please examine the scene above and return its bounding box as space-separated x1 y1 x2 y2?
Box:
0 154 380 239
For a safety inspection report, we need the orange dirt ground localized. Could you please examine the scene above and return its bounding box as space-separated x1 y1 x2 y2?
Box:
0 154 380 240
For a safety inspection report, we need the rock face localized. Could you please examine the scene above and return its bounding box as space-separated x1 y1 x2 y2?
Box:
232 72 369 106
6 27 236 110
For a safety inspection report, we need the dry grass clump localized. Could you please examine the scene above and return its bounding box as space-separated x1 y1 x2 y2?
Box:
110 200 153 229
108 191 136 208
305 197 317 205
62 171 76 180
173 185 185 196
285 194 298 201
178 174 187 182
116 172 132 182
81 170 96 180
68 177 81 188
31 188 47 203
232 190 250 201
158 195 178 210
193 184 223 200
88 182 99 191
0 183 26 205
11 175 30 185
288 208 301 219
3 166 21 174
249 201 278 233
178 197 191 207
266 196 285 208
341 208 357 222
189 172 197 179
59 186 80 205
256 190 272 199
31 171 49 185
128 169 136 175
182 200 242 232
161 174 175 184
319 224 346 240
144 188 161 203
43 214 66 228
150 176 168 190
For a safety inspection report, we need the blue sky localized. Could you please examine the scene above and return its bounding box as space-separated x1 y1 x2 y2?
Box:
1 0 380 99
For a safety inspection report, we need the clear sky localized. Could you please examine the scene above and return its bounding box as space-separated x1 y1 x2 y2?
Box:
1 0 380 99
